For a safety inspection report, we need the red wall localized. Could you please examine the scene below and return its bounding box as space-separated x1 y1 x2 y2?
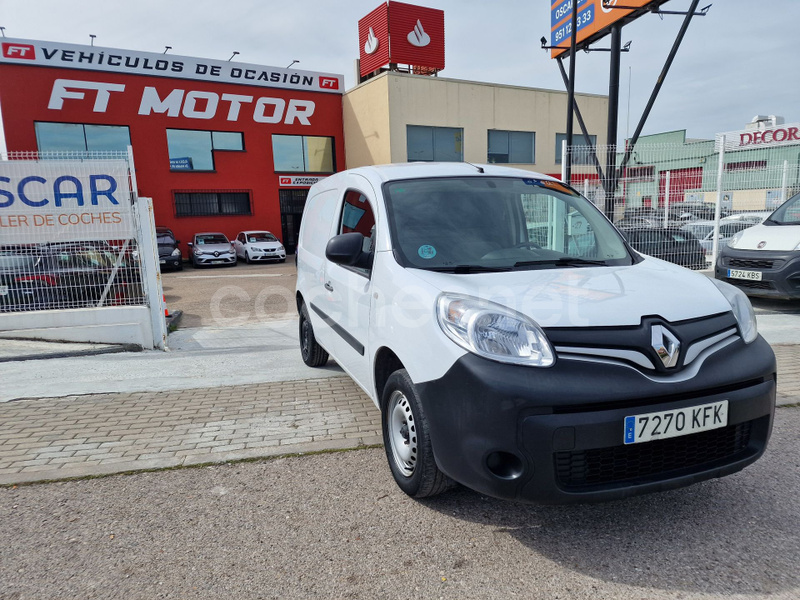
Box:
0 63 345 253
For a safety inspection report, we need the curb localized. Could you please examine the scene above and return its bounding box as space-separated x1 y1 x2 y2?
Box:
0 343 132 364
166 309 183 332
1 436 384 486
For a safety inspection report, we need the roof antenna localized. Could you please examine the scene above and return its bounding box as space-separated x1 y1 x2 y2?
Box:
464 161 484 173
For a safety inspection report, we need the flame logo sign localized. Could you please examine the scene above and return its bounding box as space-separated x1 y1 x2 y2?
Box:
364 27 379 55
407 19 431 47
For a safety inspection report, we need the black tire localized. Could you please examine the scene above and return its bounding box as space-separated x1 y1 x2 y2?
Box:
381 369 454 498
299 303 328 367
245 251 252 264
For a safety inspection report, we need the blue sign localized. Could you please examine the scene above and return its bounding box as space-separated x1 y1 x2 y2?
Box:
551 1 595 48
169 157 193 171
551 0 590 29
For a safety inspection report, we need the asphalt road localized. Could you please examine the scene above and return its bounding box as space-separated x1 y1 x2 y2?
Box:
2 407 799 600
163 260 298 329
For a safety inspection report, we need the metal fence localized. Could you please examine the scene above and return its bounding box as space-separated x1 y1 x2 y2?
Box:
0 150 147 313
563 141 800 269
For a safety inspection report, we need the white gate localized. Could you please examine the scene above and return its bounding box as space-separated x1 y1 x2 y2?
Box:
0 149 166 349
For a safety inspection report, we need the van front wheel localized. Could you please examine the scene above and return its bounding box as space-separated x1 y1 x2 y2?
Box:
299 303 328 367
381 369 454 498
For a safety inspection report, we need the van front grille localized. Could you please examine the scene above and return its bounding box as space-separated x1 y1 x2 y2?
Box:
725 279 775 291
726 258 783 270
554 421 753 489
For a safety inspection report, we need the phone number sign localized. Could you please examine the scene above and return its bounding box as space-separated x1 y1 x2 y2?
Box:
549 0 670 59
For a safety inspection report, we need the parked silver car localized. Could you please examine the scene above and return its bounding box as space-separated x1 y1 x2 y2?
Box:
188 232 237 267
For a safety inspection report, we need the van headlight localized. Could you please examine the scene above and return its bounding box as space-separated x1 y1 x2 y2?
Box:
436 293 555 367
710 279 758 343
171 248 181 257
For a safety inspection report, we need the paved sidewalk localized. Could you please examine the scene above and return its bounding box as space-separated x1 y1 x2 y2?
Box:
0 376 379 485
775 344 800 404
1 345 798 486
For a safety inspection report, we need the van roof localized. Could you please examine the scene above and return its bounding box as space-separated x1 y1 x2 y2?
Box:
329 162 557 184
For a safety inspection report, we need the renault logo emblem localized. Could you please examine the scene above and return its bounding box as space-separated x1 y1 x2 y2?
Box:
651 325 680 368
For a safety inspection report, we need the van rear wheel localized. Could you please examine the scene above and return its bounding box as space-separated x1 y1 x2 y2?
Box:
299 303 328 367
381 369 454 498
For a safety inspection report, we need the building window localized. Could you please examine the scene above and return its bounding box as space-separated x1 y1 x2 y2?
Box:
272 135 335 173
555 133 597 164
624 165 655 182
174 190 251 216
167 130 244 171
725 160 767 171
35 122 131 153
407 126 463 162
488 130 535 164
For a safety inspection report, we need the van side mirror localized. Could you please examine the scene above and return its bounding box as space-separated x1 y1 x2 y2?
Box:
326 232 373 270
187 242 194 248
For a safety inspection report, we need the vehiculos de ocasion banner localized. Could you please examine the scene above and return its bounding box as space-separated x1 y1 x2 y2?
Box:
0 160 135 243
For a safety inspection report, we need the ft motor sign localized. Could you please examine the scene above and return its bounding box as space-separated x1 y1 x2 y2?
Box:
0 160 135 243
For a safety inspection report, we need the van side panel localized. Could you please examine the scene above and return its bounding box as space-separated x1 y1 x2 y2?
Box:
297 187 340 352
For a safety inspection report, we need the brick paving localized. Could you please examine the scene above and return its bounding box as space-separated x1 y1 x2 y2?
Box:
775 344 800 405
1 345 798 486
0 376 380 485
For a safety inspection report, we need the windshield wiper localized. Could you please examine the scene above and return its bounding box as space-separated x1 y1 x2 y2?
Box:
762 218 797 226
513 257 608 268
420 264 512 273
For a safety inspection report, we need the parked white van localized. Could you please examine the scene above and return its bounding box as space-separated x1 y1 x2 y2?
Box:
295 163 776 504
715 191 800 299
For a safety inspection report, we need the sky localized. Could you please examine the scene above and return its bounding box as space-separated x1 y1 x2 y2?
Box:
0 0 798 148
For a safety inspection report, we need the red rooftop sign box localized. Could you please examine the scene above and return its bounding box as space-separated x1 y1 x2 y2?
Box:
358 1 445 78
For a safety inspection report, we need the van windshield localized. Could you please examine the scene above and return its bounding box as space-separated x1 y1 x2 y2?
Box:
383 176 632 271
247 232 277 242
766 192 800 225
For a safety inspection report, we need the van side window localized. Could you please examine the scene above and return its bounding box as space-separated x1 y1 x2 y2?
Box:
339 190 376 268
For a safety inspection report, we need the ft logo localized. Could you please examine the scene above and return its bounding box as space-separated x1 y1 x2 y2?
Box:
2 43 36 60
319 77 339 90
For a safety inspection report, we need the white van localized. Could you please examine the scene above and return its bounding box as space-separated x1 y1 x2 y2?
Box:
295 163 776 504
715 191 800 299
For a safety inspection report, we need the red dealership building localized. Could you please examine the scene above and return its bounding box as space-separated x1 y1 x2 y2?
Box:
0 38 345 253
0 2 613 253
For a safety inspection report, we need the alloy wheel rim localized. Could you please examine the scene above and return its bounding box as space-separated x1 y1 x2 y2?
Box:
388 390 417 477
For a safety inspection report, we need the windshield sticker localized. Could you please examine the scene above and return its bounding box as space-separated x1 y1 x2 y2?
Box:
418 245 437 259
523 178 576 195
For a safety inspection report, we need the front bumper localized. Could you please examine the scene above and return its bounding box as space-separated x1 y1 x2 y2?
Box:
417 335 776 504
159 256 183 269
193 254 236 266
250 250 286 261
715 247 800 299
